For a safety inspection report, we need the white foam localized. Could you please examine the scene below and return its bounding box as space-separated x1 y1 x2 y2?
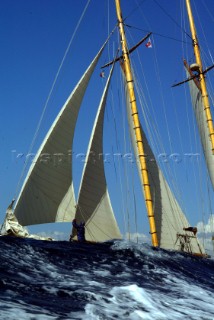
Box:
0 300 57 320
93 269 111 277
84 280 214 320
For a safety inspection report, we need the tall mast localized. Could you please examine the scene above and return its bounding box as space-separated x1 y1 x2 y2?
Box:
186 0 214 154
114 0 158 247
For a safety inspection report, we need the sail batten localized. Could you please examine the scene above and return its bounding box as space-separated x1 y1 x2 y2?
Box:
14 46 105 226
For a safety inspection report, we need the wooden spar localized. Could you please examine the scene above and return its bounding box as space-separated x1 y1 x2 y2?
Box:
101 32 152 69
172 63 214 89
114 0 158 247
186 0 214 154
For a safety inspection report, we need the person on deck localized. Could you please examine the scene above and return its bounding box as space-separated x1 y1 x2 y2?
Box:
71 219 86 242
183 227 197 236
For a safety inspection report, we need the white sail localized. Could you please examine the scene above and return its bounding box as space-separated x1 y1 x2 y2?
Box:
73 66 122 242
123 70 205 254
188 76 214 188
14 46 105 226
1 200 52 240
1 200 29 237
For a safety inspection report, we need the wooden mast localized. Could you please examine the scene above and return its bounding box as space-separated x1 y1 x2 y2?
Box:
114 0 158 247
186 0 214 154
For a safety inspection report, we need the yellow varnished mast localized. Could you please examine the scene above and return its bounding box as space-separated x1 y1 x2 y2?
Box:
186 0 214 154
114 0 158 247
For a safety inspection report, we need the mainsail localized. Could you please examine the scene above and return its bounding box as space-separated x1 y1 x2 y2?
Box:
123 68 205 254
72 65 122 242
187 75 214 188
13 45 106 226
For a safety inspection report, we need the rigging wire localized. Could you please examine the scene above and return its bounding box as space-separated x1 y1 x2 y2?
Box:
206 174 214 251
124 0 192 42
107 52 129 237
105 6 124 222
120 108 130 239
201 0 214 23
169 0 207 236
133 62 185 240
125 26 184 243
125 23 192 46
124 0 191 212
114 84 139 240
73 45 122 242
142 34 184 211
14 0 91 199
124 0 147 22
118 64 132 241
131 162 138 243
108 83 128 238
194 0 214 112
179 0 197 215
180 1 206 233
118 1 213 250
124 1 208 245
178 0 214 253
193 0 214 244
116 0 213 251
152 0 192 40
104 23 136 240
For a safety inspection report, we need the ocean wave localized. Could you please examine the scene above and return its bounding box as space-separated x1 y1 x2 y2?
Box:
0 237 213 319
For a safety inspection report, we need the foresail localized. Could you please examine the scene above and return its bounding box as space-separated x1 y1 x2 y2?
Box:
1 200 52 240
123 71 205 254
188 76 214 188
14 46 105 226
73 66 122 242
1 200 28 237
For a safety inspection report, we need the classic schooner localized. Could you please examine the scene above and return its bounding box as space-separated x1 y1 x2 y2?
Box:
1 0 214 256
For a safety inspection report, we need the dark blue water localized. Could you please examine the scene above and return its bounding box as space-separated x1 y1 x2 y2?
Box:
0 236 214 320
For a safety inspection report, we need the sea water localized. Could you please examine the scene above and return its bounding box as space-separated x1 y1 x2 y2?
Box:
0 237 213 320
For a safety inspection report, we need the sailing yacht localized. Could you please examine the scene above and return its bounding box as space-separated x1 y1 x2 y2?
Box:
1 0 214 256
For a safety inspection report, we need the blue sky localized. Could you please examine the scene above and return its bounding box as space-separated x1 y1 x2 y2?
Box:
1 0 214 244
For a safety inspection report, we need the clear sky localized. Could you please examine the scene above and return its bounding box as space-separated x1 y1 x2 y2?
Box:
1 0 214 245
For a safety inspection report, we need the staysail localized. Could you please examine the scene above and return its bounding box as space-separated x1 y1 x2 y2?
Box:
123 69 204 254
72 66 122 242
14 45 105 226
187 76 214 188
